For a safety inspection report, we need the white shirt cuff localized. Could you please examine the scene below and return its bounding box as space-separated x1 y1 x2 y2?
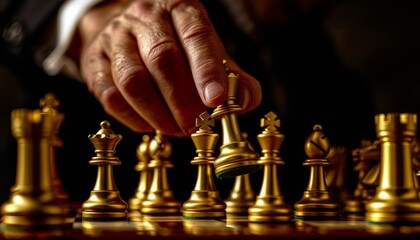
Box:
42 0 104 81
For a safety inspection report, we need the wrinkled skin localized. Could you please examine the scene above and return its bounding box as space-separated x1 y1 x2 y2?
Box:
73 0 262 137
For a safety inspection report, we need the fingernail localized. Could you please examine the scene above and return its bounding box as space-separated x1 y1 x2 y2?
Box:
204 81 225 102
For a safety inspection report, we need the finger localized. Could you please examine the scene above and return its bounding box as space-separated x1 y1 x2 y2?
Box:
105 23 185 135
124 1 207 135
169 0 229 107
80 43 155 133
236 69 262 113
169 1 262 112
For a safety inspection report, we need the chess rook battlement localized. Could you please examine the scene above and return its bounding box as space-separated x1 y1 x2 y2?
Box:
375 113 417 137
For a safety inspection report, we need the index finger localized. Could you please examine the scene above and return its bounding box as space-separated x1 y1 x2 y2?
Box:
169 0 229 107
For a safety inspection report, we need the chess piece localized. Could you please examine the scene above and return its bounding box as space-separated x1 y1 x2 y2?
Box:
365 113 420 223
344 139 380 220
225 133 256 216
40 93 70 204
225 174 255 216
294 125 340 220
210 60 261 179
248 111 291 222
141 130 180 215
1 108 70 229
182 111 226 219
82 120 128 221
128 135 153 213
325 146 349 208
412 140 420 190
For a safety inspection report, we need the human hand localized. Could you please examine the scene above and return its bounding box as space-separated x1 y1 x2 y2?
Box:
76 0 262 137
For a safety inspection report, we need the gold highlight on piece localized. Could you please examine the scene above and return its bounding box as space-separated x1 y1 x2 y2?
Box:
365 113 420 224
81 120 128 222
294 124 340 220
1 103 70 230
140 131 180 215
248 111 291 222
182 111 226 219
210 60 261 179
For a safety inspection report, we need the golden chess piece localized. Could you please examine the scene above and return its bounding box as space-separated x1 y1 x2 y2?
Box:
225 174 255 216
82 120 128 221
365 113 420 224
182 111 226 219
141 130 180 215
128 135 153 214
1 108 70 230
412 140 420 190
225 133 256 216
325 146 349 208
248 111 291 222
210 60 261 179
40 93 70 204
344 139 380 220
294 124 340 220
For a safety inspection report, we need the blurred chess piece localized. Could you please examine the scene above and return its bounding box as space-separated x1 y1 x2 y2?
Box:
182 111 226 219
225 174 255 216
325 146 350 209
365 113 420 224
248 111 291 222
1 107 70 230
210 60 261 179
344 139 380 220
141 130 180 215
82 121 128 221
40 93 70 204
294 125 340 220
412 140 420 191
224 133 256 216
128 135 153 217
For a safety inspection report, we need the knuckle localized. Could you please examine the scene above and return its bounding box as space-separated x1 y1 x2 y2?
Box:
147 39 178 69
178 8 212 43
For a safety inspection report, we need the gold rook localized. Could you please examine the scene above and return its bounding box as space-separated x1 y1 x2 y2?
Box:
365 113 420 223
1 108 70 229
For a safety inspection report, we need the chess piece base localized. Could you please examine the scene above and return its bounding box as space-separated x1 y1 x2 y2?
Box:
248 196 291 222
141 192 180 216
366 198 420 223
182 190 226 219
82 211 128 222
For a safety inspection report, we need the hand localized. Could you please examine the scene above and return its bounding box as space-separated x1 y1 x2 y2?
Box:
75 0 262 137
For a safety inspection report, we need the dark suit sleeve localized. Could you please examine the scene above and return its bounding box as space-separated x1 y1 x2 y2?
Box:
0 0 66 61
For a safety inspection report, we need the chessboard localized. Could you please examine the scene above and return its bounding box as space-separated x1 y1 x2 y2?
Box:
3 88 420 240
2 212 420 239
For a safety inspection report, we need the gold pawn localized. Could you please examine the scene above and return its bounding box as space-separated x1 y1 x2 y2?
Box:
225 133 256 216
182 112 226 219
210 60 261 179
1 108 70 229
248 111 291 222
140 130 180 215
294 124 340 220
365 113 420 224
82 120 128 221
128 135 153 214
225 174 255 216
